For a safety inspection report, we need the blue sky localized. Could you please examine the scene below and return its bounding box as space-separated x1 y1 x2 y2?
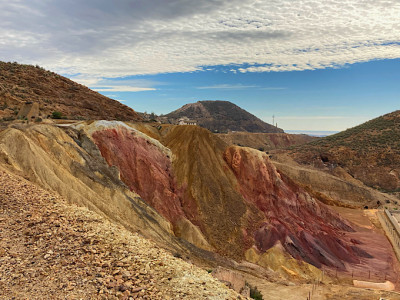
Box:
95 59 400 131
1 0 399 132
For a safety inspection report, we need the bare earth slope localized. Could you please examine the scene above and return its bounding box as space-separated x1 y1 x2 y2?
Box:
0 123 176 248
164 100 283 133
272 159 397 208
0 61 141 121
288 110 400 192
0 166 241 299
1 121 399 296
217 132 316 151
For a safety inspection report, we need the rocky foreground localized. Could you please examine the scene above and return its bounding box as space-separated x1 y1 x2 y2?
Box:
0 167 242 299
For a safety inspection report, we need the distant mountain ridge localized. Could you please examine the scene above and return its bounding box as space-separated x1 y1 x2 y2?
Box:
164 100 283 133
289 110 400 192
0 61 141 121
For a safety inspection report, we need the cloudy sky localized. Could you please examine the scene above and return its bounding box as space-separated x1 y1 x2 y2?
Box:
1 0 399 131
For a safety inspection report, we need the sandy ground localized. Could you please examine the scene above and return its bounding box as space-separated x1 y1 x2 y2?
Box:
245 273 400 300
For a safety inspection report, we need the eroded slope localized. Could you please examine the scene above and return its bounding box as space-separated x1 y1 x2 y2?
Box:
0 123 175 247
0 167 240 299
1 121 398 286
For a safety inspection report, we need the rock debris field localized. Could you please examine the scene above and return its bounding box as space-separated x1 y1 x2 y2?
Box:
0 168 243 299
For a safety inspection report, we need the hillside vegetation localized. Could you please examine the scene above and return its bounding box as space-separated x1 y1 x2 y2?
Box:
0 61 140 121
164 100 283 133
289 110 400 192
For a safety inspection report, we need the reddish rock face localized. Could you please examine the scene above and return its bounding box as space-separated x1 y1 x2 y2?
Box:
224 146 368 269
92 127 184 224
91 124 392 276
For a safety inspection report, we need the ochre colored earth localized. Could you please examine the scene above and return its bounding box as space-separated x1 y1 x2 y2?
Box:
1 121 399 289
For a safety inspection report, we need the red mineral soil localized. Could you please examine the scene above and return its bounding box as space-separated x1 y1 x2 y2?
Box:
224 146 400 282
92 125 186 225
329 207 400 285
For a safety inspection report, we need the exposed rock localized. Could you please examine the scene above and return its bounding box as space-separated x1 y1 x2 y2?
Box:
87 121 212 251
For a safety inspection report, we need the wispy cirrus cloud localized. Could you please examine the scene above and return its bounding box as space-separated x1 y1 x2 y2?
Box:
196 84 258 90
0 0 399 80
70 76 160 92
92 86 156 92
197 84 286 90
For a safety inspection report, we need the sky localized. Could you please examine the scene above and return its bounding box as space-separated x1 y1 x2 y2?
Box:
0 0 399 132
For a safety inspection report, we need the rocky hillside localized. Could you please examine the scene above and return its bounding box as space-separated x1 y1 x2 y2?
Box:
217 132 316 151
164 100 283 133
2 121 397 282
288 110 400 192
0 166 241 299
0 61 141 121
1 121 400 297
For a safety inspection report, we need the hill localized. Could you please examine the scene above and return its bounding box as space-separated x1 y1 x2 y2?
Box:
288 110 400 192
1 121 399 298
0 61 141 121
164 100 283 133
217 132 316 151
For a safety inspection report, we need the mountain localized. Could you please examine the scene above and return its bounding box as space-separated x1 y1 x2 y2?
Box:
0 62 141 121
164 100 283 133
287 110 400 192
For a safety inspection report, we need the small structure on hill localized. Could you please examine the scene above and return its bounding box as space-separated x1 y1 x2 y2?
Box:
178 117 197 125
17 101 40 120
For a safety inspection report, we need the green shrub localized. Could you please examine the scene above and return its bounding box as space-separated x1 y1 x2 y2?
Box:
51 111 63 119
249 285 263 300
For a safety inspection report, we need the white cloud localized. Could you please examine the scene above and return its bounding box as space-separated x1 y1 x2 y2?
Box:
0 0 399 79
92 86 156 92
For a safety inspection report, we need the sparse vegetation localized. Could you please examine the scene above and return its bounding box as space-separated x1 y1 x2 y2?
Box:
290 110 400 192
0 61 141 121
51 111 63 119
249 284 263 300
